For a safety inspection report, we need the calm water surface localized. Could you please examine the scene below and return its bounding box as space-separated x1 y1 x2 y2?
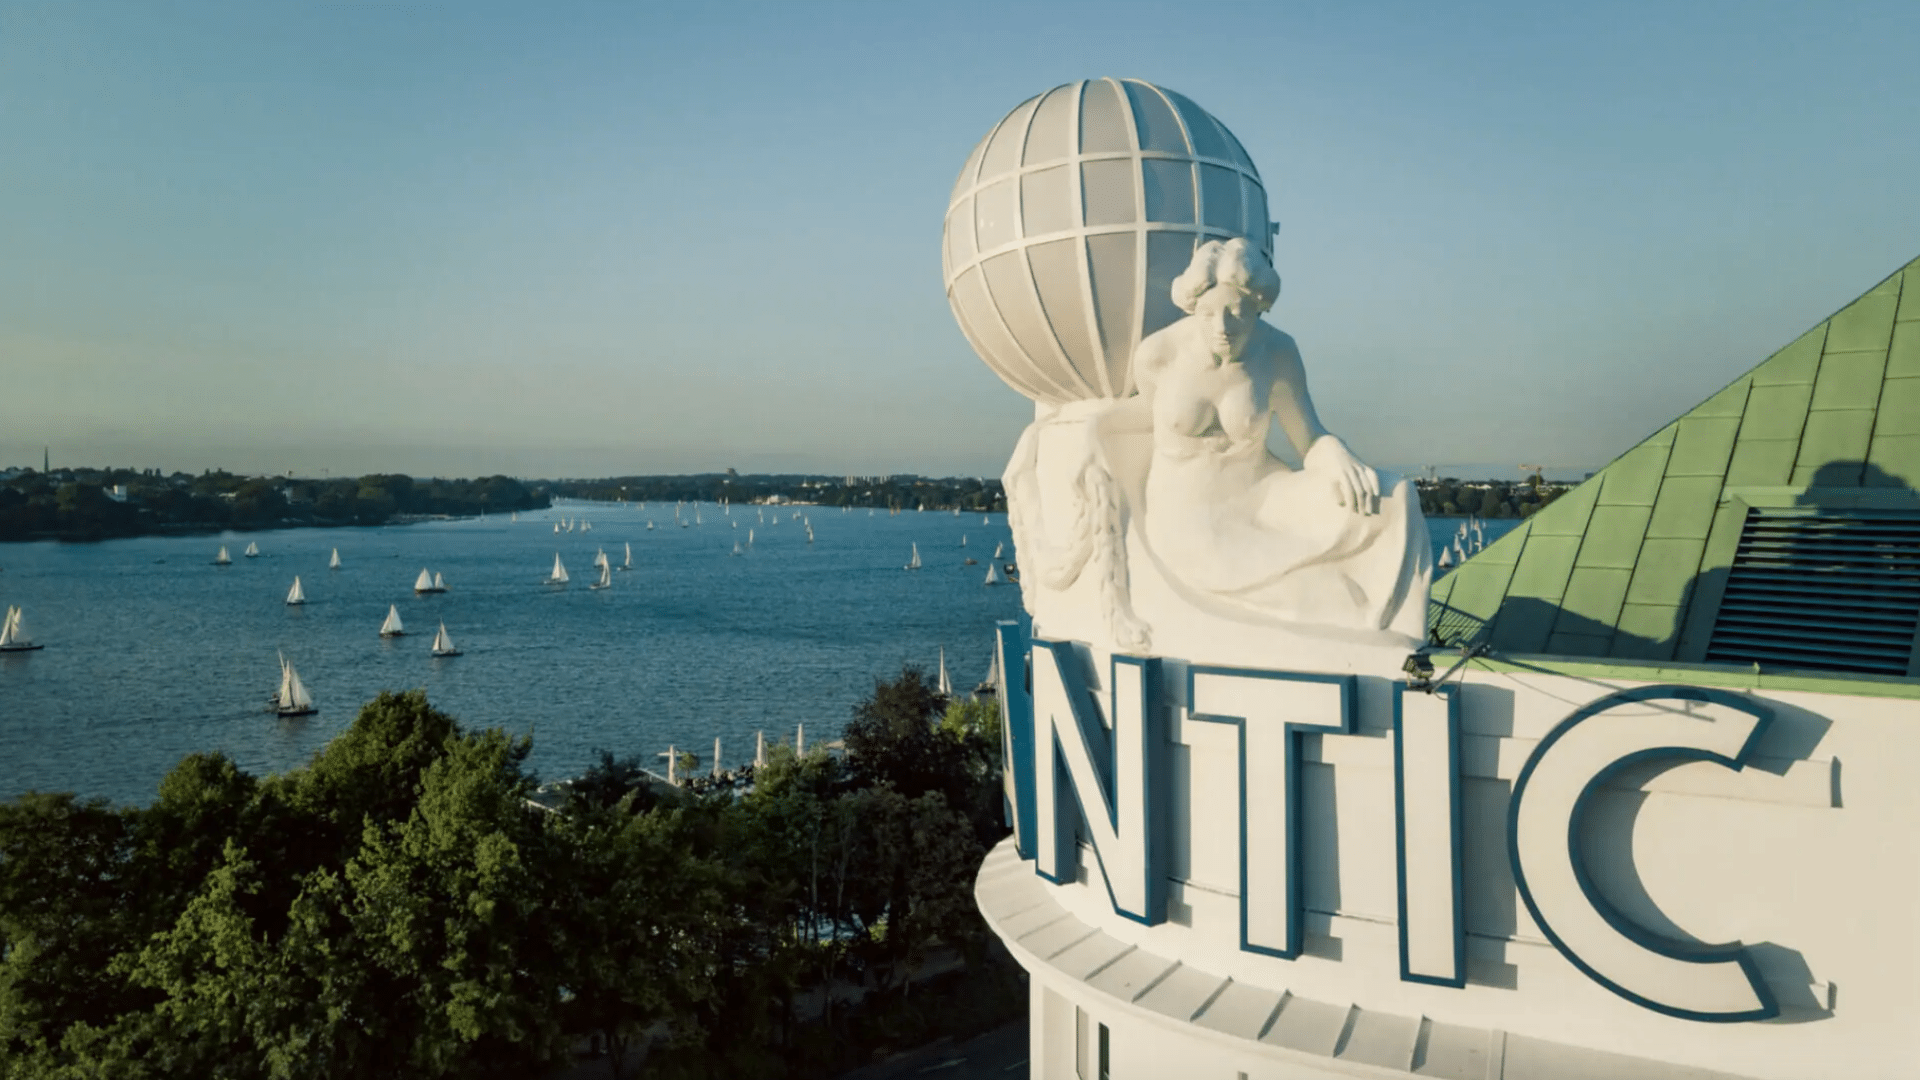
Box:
0 504 1507 804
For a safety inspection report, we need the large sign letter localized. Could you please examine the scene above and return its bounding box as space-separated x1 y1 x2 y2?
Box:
995 619 1036 860
1031 640 1166 925
1509 685 1779 1022
1189 667 1354 959
1395 684 1465 987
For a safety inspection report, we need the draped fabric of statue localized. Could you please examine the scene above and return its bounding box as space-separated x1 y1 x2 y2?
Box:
1004 239 1431 651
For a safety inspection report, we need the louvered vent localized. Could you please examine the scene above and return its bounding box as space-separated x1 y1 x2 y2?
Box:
1705 509 1920 676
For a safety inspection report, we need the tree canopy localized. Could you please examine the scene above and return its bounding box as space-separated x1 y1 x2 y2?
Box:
0 675 1015 1079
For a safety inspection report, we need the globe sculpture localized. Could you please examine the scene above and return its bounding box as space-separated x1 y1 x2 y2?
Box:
943 79 1272 405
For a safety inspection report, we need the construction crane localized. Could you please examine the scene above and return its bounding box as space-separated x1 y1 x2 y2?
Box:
1519 464 1544 492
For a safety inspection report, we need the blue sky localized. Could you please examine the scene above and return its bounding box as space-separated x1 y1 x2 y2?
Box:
3 1 1916 480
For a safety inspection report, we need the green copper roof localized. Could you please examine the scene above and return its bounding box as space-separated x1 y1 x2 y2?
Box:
1431 253 1920 667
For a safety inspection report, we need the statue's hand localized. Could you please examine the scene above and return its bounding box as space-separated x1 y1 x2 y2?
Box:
1304 435 1380 515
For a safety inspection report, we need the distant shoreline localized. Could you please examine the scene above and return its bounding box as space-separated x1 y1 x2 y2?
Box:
0 514 479 545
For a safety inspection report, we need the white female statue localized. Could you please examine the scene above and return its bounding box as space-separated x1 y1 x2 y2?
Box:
1006 238 1429 656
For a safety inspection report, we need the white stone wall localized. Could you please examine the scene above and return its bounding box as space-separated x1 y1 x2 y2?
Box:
983 664 1920 1080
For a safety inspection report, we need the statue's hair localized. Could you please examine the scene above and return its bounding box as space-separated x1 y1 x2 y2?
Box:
1170 237 1280 315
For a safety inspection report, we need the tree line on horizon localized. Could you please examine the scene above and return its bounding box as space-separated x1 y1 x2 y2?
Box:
549 474 1007 514
0 470 549 541
0 672 1016 1079
1416 474 1569 519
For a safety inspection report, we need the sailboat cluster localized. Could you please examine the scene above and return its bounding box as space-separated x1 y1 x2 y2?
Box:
23 499 1014 719
1435 516 1488 571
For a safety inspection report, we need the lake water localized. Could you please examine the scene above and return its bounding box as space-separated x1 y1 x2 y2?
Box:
0 505 1511 805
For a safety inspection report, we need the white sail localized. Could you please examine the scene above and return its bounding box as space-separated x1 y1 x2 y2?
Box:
993 542 1004 559
805 524 814 544
278 659 313 713
647 520 655 530
215 545 231 565
0 606 17 648
594 548 607 569
432 571 446 591
380 605 405 636
286 666 311 710
415 568 434 591
1437 546 1454 569
431 622 458 656
623 542 632 568
511 512 518 522
937 647 952 696
906 543 921 570
984 640 1001 691
984 563 1002 585
747 528 754 547
581 520 591 531
244 541 259 557
329 548 341 569
554 522 560 533
755 730 766 767
961 534 967 546
712 737 721 779
286 576 305 605
732 541 743 556
549 553 569 584
591 560 611 589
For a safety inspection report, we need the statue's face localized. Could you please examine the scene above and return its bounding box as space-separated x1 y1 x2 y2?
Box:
1193 285 1260 362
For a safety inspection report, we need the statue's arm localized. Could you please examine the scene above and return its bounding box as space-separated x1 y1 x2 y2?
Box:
1262 329 1331 458
1262 327 1381 512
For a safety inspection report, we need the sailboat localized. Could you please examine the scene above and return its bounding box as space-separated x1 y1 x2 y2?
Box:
430 622 461 657
379 604 406 637
244 541 259 558
329 548 342 569
977 640 1001 695
581 520 591 532
547 553 569 585
984 563 1002 585
993 542 1004 559
961 534 967 547
905 543 922 571
414 568 438 594
511 512 518 523
747 528 754 548
695 507 702 525
731 540 743 556
1437 545 1454 570
590 560 612 590
554 522 561 533
983 515 990 525
620 542 632 571
214 545 231 565
0 605 43 652
593 548 608 570
274 656 316 717
937 647 952 696
285 576 306 606
805 522 814 544
647 520 655 530
432 571 447 591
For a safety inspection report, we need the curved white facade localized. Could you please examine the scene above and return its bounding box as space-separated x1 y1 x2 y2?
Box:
977 637 1911 1079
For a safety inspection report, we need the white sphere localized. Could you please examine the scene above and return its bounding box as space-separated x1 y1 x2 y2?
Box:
944 79 1273 405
